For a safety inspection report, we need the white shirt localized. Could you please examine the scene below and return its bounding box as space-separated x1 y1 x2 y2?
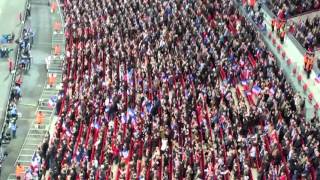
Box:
250 146 256 158
161 139 168 151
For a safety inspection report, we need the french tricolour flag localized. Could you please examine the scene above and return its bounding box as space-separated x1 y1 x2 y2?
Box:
315 74 320 83
242 69 251 80
252 85 261 95
245 91 252 97
241 80 249 90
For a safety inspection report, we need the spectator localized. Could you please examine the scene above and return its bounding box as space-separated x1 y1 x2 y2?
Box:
292 16 320 50
267 0 320 18
16 163 24 179
48 73 56 87
35 111 45 128
8 58 14 73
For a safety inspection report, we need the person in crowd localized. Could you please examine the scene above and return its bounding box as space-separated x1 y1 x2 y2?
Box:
16 163 24 179
30 0 320 179
8 58 14 74
304 50 315 79
10 121 17 139
26 2 31 18
48 73 56 88
292 16 320 50
267 0 320 18
35 111 45 128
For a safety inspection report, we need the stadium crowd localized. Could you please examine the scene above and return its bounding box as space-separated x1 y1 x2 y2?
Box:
291 16 320 50
27 0 320 179
267 0 320 19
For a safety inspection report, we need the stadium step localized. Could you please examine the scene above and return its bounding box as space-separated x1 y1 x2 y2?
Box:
15 160 32 166
30 0 49 5
23 138 44 144
40 89 60 97
22 144 38 150
51 59 63 65
37 108 53 113
52 40 64 46
53 30 64 35
20 148 37 155
48 69 62 74
27 133 46 138
27 134 46 140
25 134 45 140
27 128 47 134
38 98 50 104
7 174 17 180
38 105 54 111
52 34 64 42
40 91 59 97
29 128 47 134
48 67 62 73
17 155 34 161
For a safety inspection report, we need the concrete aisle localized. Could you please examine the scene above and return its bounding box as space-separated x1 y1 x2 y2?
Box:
0 0 27 129
260 7 320 119
1 0 51 178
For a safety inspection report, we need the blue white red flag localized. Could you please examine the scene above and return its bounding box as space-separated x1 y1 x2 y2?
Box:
252 85 261 95
315 74 320 83
241 80 249 90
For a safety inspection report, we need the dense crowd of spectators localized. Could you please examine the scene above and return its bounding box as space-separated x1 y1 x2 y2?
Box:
291 16 320 50
267 0 320 19
28 0 320 179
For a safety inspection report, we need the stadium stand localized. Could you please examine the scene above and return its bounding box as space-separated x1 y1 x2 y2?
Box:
266 0 320 18
16 0 320 179
291 16 320 50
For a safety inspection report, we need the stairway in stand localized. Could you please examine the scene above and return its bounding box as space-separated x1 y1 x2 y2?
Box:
7 0 64 179
7 58 63 180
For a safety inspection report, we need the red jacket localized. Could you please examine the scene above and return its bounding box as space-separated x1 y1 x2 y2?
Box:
248 0 256 7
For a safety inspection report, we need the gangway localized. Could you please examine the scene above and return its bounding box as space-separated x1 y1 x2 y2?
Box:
7 83 60 179
7 54 63 180
7 0 64 177
48 56 64 74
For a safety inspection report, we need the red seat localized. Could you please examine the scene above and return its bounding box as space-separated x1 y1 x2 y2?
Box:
220 65 227 81
248 53 257 68
246 93 255 106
